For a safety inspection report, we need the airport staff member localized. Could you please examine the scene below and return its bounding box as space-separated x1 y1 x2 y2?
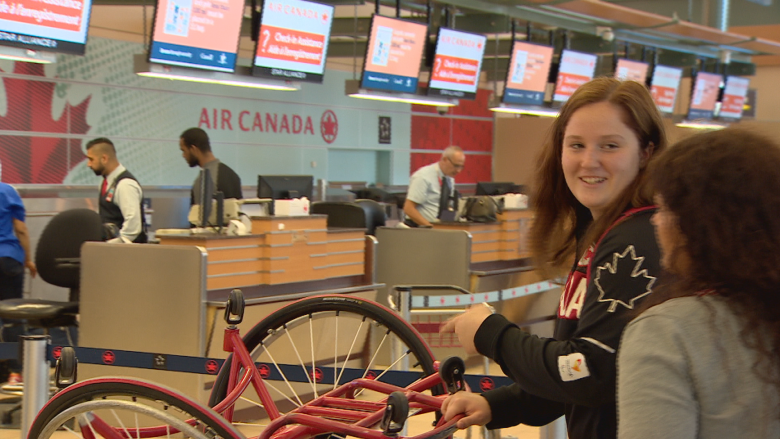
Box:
403 145 465 227
179 127 242 205
86 137 147 243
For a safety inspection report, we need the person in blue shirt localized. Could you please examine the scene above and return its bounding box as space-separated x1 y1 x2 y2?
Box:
0 182 36 383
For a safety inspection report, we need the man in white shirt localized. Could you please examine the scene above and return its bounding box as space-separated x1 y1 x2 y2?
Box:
86 138 147 243
403 145 466 227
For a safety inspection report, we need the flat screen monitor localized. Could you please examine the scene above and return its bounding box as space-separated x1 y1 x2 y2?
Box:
0 0 93 54
148 0 244 72
360 14 427 94
253 0 334 83
718 75 750 120
426 27 486 100
502 41 554 106
688 72 723 120
615 59 649 82
650 65 683 114
475 182 524 196
258 175 313 199
553 49 598 103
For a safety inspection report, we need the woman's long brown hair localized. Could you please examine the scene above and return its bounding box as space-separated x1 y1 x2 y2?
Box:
530 77 668 275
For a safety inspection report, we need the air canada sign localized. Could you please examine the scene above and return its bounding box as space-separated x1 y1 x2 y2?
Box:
198 108 338 144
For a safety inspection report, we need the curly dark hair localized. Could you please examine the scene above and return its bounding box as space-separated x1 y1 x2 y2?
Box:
646 127 780 392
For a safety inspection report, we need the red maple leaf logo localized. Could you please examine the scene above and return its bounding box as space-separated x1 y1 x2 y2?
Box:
0 63 91 183
320 110 338 144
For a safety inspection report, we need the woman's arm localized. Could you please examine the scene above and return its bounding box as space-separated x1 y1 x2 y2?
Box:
13 218 36 277
618 313 697 439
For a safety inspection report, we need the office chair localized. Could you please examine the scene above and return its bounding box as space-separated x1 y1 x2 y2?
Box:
0 208 102 425
354 199 386 235
0 208 103 338
311 202 367 230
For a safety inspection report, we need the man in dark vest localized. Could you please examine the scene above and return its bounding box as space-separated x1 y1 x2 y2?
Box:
179 127 243 206
86 137 148 243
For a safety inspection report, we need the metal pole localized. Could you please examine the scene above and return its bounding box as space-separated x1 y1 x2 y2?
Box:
717 0 730 32
20 335 50 439
398 288 411 372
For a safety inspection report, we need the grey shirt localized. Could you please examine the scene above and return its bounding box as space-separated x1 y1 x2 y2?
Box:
618 295 780 439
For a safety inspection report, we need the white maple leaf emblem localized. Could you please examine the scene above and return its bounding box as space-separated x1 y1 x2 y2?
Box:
593 245 656 312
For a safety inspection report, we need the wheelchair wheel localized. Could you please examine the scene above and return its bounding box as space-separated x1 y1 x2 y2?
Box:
209 294 440 427
28 377 243 439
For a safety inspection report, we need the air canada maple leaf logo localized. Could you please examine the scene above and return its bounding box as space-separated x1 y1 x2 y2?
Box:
0 63 91 183
593 245 656 312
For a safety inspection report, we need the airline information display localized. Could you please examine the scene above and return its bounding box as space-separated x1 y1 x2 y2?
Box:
615 59 648 82
254 0 334 83
502 41 554 106
650 65 683 114
719 76 750 119
427 28 486 99
361 15 427 94
688 72 722 120
0 0 92 54
553 50 597 102
149 0 244 72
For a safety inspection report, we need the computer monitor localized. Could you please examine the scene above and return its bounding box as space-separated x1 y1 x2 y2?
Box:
475 182 524 196
198 168 214 228
257 175 314 200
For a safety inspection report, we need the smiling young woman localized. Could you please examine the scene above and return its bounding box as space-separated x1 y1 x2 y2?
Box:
440 77 668 439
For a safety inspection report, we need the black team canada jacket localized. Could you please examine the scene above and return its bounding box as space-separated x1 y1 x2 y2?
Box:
473 208 661 439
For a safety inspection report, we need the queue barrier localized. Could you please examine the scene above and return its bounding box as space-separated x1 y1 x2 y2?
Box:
0 341 515 395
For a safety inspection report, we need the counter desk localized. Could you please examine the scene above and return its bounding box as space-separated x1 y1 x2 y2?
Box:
77 214 382 403
375 208 559 358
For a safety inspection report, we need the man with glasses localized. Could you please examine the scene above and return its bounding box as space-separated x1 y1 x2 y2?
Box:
403 146 466 227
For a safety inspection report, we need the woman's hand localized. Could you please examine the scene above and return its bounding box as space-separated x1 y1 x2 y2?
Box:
441 391 492 429
440 304 493 355
25 260 36 278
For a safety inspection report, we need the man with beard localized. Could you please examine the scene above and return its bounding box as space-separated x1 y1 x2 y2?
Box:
179 128 242 208
86 137 147 243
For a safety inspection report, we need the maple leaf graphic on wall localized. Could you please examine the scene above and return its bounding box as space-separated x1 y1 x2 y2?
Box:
0 63 91 183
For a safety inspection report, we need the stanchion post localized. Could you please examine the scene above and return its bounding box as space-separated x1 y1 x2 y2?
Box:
397 287 411 372
20 335 49 439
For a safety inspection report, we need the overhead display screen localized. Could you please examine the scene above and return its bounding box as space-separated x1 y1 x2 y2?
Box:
719 76 750 120
553 49 597 103
502 41 553 106
688 72 723 120
650 65 683 114
427 28 486 100
0 0 93 54
615 59 649 82
149 0 244 72
360 15 427 94
253 0 334 83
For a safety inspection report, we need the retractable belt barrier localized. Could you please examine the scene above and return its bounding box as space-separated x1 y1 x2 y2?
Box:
410 280 558 309
0 343 514 392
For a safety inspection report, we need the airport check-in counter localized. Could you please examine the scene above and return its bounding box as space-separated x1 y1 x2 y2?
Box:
376 208 560 358
77 214 381 402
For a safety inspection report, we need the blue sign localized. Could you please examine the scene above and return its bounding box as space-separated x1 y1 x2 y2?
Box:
150 41 237 72
687 108 715 120
361 71 418 94
503 88 545 106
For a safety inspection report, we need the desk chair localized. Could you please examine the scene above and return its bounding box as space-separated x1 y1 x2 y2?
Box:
0 208 102 424
311 201 366 230
354 199 386 235
0 208 103 344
